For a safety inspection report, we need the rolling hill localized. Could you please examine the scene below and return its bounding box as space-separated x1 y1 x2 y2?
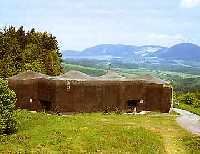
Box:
62 44 164 60
153 43 200 60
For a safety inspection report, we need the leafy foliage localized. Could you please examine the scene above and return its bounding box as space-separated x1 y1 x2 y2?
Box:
0 78 17 134
0 26 63 78
179 93 195 105
174 92 200 109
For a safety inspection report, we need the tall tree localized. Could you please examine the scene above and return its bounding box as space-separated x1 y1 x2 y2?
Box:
0 26 63 78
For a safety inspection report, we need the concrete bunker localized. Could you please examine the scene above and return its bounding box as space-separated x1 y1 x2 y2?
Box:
8 70 172 113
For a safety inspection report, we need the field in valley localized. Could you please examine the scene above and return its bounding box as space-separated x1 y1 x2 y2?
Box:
0 110 200 153
63 62 200 80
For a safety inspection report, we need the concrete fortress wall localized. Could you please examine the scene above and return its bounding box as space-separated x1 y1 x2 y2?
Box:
8 71 172 113
8 78 42 111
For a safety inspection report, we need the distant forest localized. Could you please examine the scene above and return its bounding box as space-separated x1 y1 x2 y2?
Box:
0 26 63 78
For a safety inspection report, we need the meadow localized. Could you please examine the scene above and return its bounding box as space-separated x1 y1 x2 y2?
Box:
0 110 199 153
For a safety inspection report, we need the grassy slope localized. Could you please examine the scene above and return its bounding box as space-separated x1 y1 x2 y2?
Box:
0 111 200 153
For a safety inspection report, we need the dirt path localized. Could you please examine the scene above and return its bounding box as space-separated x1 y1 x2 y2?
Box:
173 108 200 136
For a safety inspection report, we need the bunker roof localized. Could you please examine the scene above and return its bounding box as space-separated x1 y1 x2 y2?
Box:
60 70 92 80
8 70 169 85
8 70 49 80
127 74 168 84
97 70 125 80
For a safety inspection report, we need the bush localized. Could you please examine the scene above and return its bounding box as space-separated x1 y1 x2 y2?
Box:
179 93 195 105
175 92 200 109
0 78 17 134
193 99 200 108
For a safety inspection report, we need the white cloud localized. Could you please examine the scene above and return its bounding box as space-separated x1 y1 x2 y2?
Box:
59 32 188 50
113 33 188 47
143 33 188 47
180 0 200 8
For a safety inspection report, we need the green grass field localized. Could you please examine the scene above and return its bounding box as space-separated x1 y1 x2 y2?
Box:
0 110 199 153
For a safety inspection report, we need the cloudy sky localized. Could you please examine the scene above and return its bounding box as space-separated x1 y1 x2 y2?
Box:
0 0 200 50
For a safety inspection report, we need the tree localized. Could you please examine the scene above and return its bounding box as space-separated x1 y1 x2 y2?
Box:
0 78 17 134
0 26 63 78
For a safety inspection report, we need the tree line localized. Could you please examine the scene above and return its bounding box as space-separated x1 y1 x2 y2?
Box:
0 26 63 78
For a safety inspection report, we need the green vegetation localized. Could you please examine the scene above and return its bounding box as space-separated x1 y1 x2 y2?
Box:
175 103 200 116
63 63 105 77
0 26 63 78
172 77 200 92
118 68 200 81
0 110 199 153
175 93 200 106
174 92 200 115
0 79 17 134
62 61 200 80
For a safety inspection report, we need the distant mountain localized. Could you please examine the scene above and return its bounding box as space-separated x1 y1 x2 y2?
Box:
62 44 164 60
154 43 200 60
82 44 137 57
135 45 165 56
62 43 200 69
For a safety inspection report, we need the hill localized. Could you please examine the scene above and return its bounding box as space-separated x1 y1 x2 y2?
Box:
62 43 200 62
62 44 164 60
154 43 200 60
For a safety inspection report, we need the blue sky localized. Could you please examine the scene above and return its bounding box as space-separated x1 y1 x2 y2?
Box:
0 0 200 50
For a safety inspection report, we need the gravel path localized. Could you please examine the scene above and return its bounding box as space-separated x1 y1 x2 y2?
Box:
173 108 200 136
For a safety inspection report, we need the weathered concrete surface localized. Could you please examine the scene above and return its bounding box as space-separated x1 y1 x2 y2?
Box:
8 70 172 113
173 108 200 136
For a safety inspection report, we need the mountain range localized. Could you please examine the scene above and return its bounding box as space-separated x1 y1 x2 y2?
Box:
62 43 200 68
62 44 164 59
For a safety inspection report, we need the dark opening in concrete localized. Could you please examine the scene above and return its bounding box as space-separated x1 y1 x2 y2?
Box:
127 100 139 112
40 100 52 111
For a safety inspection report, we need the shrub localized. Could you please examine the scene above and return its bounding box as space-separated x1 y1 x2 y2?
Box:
0 78 17 134
193 99 200 108
175 92 200 108
179 93 195 105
